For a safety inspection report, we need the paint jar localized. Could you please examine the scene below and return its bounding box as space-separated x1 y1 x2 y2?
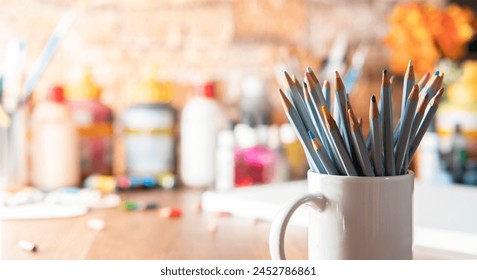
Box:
66 69 113 179
234 115 276 187
180 82 225 188
121 73 177 179
30 86 81 191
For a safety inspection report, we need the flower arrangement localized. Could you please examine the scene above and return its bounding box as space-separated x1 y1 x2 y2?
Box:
385 3 477 76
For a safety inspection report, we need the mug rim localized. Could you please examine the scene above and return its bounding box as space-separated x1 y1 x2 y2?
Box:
307 170 414 181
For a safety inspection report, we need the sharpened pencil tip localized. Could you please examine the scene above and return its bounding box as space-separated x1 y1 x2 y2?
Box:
434 70 439 76
370 95 379 119
417 93 430 114
305 72 316 89
383 69 388 75
347 108 359 131
335 72 345 91
431 88 444 105
306 66 313 73
323 80 330 88
278 88 292 110
408 84 419 100
408 60 413 66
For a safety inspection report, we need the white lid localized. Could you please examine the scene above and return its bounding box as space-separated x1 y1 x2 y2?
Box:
234 123 258 148
280 123 297 144
241 75 266 98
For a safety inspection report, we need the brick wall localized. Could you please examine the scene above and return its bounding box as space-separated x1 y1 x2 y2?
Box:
0 0 445 118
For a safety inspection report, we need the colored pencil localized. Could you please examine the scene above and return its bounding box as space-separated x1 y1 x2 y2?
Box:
394 84 419 174
408 93 430 145
348 106 375 176
417 72 431 91
322 80 331 111
322 106 358 176
310 131 339 175
303 82 333 157
335 71 353 156
369 95 384 176
283 72 321 143
381 69 395 176
278 89 324 173
407 88 444 163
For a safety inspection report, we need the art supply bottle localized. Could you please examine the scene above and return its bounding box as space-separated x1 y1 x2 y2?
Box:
240 75 272 126
31 86 80 191
180 82 225 188
450 124 467 184
121 72 177 179
66 69 113 179
234 115 276 187
268 124 289 183
279 123 308 179
215 123 235 191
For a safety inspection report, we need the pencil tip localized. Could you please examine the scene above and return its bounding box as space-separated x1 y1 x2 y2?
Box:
348 108 359 131
409 84 419 100
335 71 341 78
383 69 388 75
417 93 430 114
431 88 445 105
306 66 312 73
323 80 330 88
371 95 376 103
408 60 413 66
434 70 439 76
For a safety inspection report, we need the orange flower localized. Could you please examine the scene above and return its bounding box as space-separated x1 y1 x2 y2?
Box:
385 3 477 75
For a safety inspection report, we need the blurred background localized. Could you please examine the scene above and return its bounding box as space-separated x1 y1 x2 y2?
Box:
2 0 477 260
1 0 477 188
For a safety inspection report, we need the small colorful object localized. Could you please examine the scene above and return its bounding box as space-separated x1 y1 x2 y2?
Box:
158 207 182 218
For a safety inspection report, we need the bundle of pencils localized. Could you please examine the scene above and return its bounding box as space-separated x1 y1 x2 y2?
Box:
278 61 444 176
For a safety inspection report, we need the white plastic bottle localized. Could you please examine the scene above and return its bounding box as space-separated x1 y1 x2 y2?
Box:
31 86 80 191
215 124 235 191
180 82 225 188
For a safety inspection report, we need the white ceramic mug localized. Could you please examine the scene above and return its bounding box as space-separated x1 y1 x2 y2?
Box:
270 170 414 260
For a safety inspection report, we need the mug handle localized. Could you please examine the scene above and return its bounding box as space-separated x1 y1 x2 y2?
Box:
269 193 326 260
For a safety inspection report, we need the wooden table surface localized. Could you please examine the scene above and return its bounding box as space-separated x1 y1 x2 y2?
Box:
1 188 308 260
1 188 455 260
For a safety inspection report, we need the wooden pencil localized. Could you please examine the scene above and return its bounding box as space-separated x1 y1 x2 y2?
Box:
310 132 339 175
278 89 324 173
303 82 333 158
348 107 375 176
322 106 358 176
305 72 326 106
369 95 384 176
394 84 419 174
407 88 444 164
335 71 353 156
408 93 430 145
381 69 395 176
322 80 331 111
397 61 415 141
417 72 431 91
292 75 304 98
420 71 440 98
304 84 347 174
283 71 321 145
